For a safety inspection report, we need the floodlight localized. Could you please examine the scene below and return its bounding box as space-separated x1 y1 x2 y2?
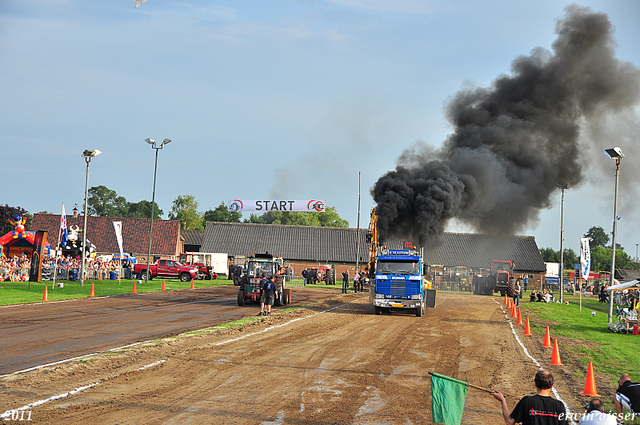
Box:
82 149 102 158
604 147 624 159
162 138 171 145
145 138 156 145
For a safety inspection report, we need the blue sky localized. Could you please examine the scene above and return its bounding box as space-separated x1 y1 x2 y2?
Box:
1 0 639 257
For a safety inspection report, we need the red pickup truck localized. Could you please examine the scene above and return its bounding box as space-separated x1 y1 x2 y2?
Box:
133 259 198 282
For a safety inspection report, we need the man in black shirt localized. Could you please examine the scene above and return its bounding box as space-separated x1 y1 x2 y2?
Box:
491 370 569 424
261 274 277 316
613 373 640 418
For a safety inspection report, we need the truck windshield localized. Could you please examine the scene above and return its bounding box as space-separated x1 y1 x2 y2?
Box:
248 261 274 276
378 260 419 275
493 262 511 272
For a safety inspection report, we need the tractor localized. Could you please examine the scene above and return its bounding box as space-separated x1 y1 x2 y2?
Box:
236 253 288 307
472 260 516 296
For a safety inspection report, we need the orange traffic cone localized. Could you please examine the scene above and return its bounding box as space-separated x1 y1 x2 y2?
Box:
90 282 95 297
580 361 600 396
42 286 49 301
507 298 511 308
517 309 524 325
511 305 517 318
132 281 138 294
190 279 195 289
161 280 166 291
504 294 508 304
549 339 563 366
524 317 532 335
542 326 552 348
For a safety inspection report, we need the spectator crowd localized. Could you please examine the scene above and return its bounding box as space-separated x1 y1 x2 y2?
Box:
0 254 124 282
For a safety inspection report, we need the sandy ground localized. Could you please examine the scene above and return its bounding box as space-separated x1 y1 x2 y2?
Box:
1 291 603 424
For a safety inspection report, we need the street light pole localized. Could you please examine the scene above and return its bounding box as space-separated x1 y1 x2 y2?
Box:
604 147 624 324
144 138 171 283
80 150 101 287
556 183 570 303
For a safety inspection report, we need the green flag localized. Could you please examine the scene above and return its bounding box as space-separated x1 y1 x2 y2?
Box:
431 372 469 425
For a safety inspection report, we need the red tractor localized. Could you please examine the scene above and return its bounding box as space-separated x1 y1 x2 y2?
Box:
472 260 516 296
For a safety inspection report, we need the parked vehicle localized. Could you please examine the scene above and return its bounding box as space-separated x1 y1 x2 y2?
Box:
133 259 198 282
179 252 228 280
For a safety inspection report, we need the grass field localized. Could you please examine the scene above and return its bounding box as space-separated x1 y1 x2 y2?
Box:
518 292 639 387
0 276 345 306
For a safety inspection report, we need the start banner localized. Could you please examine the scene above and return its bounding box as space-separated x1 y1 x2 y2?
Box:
228 199 325 213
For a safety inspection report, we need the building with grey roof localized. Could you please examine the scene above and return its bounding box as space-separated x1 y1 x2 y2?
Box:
201 222 545 275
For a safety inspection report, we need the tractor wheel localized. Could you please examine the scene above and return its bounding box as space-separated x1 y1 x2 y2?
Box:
237 290 245 306
507 280 516 298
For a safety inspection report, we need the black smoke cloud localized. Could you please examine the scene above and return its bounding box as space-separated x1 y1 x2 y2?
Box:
372 6 640 245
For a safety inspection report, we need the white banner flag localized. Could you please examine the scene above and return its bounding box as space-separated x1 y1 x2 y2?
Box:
228 199 325 213
113 221 124 257
580 237 591 280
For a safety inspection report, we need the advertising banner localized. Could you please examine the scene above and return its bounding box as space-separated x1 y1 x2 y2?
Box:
29 230 48 283
580 237 591 280
228 199 325 213
112 221 124 257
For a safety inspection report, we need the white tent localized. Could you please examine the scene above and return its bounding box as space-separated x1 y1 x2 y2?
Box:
606 280 640 292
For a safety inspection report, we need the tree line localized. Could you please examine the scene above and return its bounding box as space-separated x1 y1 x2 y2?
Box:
539 225 639 272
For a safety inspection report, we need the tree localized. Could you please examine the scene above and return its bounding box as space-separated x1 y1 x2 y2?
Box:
87 185 128 217
539 247 558 263
168 194 203 231
202 201 242 225
0 204 30 235
126 200 163 220
247 207 349 228
584 226 609 248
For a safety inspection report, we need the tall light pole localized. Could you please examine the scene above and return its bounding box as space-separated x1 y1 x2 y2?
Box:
556 182 570 303
144 138 171 283
80 149 102 287
605 147 623 323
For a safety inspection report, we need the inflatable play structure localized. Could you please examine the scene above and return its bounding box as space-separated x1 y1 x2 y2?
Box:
0 215 52 258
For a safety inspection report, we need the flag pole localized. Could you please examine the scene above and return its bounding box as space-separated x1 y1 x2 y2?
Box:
52 203 65 290
428 372 512 396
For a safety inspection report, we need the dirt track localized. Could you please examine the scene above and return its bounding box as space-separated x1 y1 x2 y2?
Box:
1 291 589 424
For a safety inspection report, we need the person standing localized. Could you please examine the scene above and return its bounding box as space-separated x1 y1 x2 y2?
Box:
514 280 521 307
491 370 569 425
302 268 308 287
341 269 349 294
353 270 360 294
612 373 640 420
258 273 268 316
261 274 277 316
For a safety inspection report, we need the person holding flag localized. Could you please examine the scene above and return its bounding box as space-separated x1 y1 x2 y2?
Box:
491 370 568 425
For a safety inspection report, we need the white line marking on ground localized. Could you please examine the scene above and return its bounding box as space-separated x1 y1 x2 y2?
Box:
493 298 577 425
0 360 166 418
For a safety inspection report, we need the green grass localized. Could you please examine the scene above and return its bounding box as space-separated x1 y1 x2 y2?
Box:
0 277 235 306
519 293 639 384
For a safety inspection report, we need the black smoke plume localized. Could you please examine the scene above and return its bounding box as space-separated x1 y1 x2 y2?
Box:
372 6 640 245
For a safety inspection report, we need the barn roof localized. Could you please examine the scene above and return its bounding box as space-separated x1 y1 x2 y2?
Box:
420 233 545 272
31 214 181 257
202 222 545 272
202 222 368 263
181 230 204 246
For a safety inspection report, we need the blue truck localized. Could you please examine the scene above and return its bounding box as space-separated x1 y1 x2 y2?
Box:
368 247 435 317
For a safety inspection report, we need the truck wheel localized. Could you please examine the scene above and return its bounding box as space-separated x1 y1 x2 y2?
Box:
374 306 381 315
416 302 424 317
139 271 151 281
237 290 245 306
180 273 190 282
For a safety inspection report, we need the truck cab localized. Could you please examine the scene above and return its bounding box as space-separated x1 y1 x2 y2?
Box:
370 248 429 317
